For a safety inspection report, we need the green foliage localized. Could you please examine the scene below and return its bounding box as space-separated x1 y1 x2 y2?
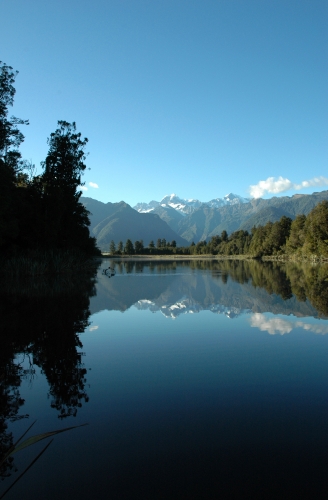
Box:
302 201 328 258
286 214 306 254
134 240 144 254
124 239 134 254
109 240 116 254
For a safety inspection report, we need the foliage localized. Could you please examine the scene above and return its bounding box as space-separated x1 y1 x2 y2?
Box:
0 62 28 251
124 239 134 254
302 201 328 258
40 121 98 253
109 240 116 254
0 61 100 260
114 202 327 260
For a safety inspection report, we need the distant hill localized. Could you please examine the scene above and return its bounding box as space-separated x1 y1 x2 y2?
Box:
81 197 188 251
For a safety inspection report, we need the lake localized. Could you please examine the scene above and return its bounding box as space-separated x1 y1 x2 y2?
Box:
1 259 328 498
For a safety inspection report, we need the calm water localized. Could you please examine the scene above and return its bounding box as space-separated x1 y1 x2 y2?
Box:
1 259 328 499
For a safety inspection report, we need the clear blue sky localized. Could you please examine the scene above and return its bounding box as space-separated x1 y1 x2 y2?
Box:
2 0 327 206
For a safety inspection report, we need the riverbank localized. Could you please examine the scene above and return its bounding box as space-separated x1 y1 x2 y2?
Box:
102 253 254 260
102 253 328 262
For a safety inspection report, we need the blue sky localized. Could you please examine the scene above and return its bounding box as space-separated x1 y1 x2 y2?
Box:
2 0 327 206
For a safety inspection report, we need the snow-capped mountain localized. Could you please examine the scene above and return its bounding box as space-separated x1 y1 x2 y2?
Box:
134 193 250 215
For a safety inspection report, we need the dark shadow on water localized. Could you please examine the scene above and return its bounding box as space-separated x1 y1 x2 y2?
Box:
0 267 98 480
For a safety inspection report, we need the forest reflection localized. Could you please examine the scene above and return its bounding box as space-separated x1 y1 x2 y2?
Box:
0 271 96 479
95 259 328 318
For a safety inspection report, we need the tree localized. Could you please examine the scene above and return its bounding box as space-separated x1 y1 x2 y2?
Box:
109 240 116 254
41 121 98 253
156 238 162 248
303 201 328 257
0 62 28 251
0 61 29 175
221 230 228 242
124 239 134 254
134 240 144 254
286 214 306 253
149 240 155 248
118 241 123 253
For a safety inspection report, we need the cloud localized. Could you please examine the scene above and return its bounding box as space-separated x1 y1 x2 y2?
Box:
249 313 328 336
89 182 99 188
89 325 99 331
79 186 88 191
249 176 328 198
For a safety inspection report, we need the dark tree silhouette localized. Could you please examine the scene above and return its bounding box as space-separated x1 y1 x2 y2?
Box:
0 61 28 251
41 121 98 253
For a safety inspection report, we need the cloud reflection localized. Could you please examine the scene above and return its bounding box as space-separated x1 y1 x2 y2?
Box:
250 313 328 335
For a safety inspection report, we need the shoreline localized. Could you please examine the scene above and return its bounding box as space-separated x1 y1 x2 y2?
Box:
101 253 328 263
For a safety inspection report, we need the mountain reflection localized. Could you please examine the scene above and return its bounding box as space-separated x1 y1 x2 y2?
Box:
0 271 96 478
92 259 328 319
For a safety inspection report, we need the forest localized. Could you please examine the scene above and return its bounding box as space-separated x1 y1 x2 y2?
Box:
0 61 99 268
109 202 328 260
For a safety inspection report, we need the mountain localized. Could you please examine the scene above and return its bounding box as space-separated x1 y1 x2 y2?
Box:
136 191 328 243
134 193 249 215
82 190 328 248
81 197 187 250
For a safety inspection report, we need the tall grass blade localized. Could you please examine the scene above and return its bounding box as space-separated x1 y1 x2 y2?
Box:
10 423 88 456
0 420 37 468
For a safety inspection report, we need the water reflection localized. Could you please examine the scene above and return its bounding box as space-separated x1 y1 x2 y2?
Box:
0 271 96 479
91 259 328 319
1 259 328 497
250 313 328 335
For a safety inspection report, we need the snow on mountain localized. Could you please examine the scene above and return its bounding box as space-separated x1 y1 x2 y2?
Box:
206 193 250 208
133 200 159 213
133 193 250 215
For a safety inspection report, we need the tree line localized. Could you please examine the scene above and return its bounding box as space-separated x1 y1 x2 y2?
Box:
111 202 328 259
0 61 99 257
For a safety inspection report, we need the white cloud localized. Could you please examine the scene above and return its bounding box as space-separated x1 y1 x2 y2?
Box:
79 186 88 191
249 176 328 198
89 182 99 188
89 325 99 331
249 313 328 336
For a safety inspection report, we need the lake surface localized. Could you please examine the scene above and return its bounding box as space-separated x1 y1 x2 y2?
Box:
1 259 328 498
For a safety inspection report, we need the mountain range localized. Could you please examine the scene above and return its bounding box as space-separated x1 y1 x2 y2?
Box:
134 193 250 215
81 190 328 250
